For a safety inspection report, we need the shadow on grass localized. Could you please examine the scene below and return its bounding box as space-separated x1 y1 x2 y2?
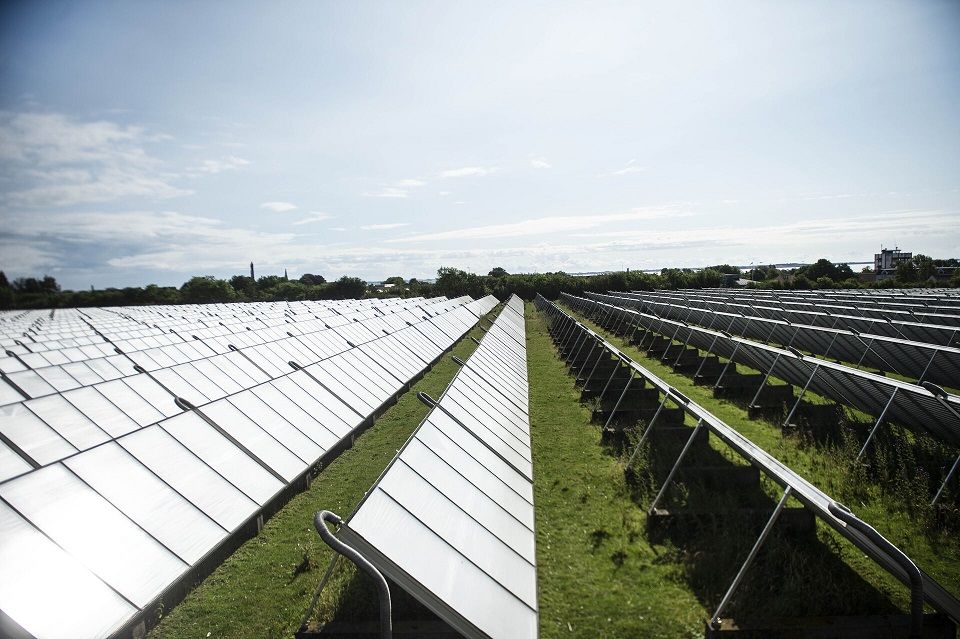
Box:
610 414 901 623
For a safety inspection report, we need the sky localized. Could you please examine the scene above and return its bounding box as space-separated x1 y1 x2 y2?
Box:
0 0 958 290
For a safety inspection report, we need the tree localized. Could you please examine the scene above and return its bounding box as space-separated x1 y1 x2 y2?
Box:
914 254 936 281
0 273 12 309
407 278 433 297
488 267 509 278
180 276 237 303
229 275 257 298
327 276 367 300
835 263 854 280
804 258 839 282
142 284 181 305
271 280 308 301
434 267 487 298
705 264 740 275
299 273 327 285
383 276 406 286
895 260 918 283
256 275 285 290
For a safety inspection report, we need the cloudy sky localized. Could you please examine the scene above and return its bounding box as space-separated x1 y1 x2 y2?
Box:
1 1 958 289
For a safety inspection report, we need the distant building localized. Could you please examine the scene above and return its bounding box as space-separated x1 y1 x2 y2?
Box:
874 247 912 281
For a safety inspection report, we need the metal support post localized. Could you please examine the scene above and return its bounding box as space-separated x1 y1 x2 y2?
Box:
603 374 634 430
710 487 793 629
856 388 899 462
626 392 671 467
782 363 820 428
573 340 606 386
567 329 589 366
693 332 722 379
660 320 686 362
713 341 743 390
932 453 960 506
595 357 624 404
648 419 704 514
748 353 781 409
916 349 938 385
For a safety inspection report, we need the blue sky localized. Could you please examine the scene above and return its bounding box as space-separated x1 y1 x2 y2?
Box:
1 0 958 289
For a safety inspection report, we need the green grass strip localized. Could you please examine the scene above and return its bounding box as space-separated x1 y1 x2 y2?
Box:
527 303 706 639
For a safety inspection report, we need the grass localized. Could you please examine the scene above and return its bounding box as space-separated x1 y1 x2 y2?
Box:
564 303 960 617
526 303 706 639
148 307 499 639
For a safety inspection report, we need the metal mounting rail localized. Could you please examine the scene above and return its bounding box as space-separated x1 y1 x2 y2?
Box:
315 510 392 639
535 294 960 624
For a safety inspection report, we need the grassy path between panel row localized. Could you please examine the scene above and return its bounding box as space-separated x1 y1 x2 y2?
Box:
527 303 706 639
149 308 500 639
562 303 960 618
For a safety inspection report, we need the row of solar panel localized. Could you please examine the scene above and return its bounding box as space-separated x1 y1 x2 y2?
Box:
0 297 456 357
651 289 960 327
337 295 537 639
0 295 498 639
697 287 960 311
0 300 385 345
0 298 490 481
562 293 960 448
614 290 960 348
535 294 960 625
0 297 463 389
0 296 467 354
587 292 960 387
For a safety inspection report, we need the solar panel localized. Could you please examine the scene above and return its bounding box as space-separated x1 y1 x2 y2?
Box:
0 294 499 639
612 290 960 347
588 292 960 387
332 295 537 639
564 293 960 448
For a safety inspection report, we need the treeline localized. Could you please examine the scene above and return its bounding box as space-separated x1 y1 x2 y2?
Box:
1 257 958 310
0 272 375 309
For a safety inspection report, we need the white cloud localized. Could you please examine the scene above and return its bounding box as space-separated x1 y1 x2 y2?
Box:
363 187 409 198
799 192 859 201
388 207 688 242
4 207 954 285
439 191 452 196
292 212 335 225
0 111 192 207
363 178 427 199
260 201 298 212
360 222 411 230
191 155 250 175
329 227 348 232
530 156 552 169
439 166 497 178
0 238 60 273
603 159 645 176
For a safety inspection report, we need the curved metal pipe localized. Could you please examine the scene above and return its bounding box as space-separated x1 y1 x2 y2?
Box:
828 502 923 638
314 510 392 639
